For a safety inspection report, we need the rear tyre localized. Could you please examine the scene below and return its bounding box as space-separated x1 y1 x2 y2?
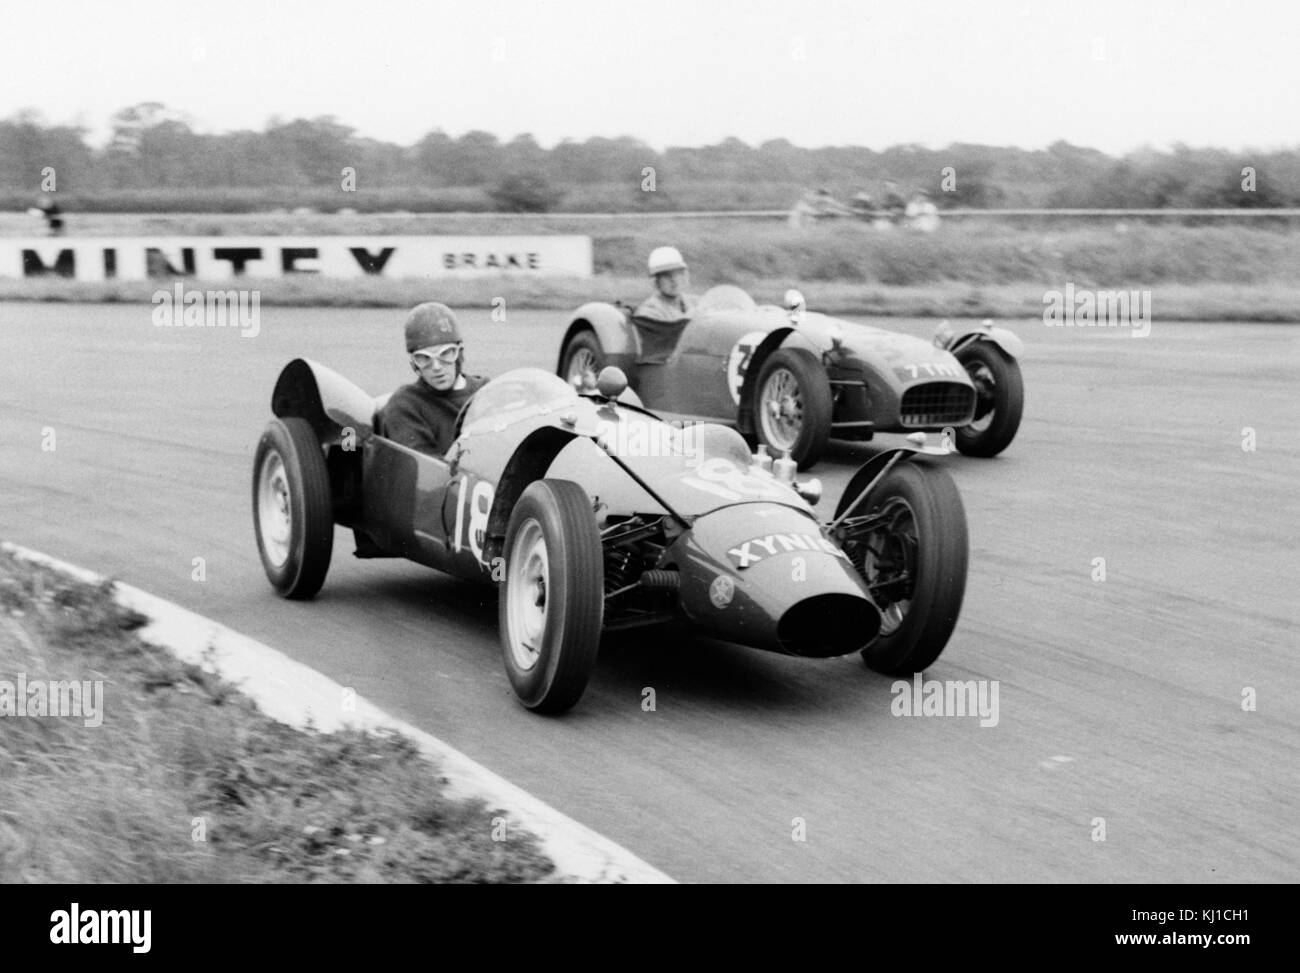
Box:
252 417 334 599
835 462 968 674
752 347 833 470
499 479 604 713
954 341 1023 457
559 330 605 391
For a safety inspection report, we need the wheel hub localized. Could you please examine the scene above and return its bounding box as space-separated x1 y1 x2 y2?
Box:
257 452 293 568
849 497 918 636
760 369 803 448
967 363 996 425
506 520 548 672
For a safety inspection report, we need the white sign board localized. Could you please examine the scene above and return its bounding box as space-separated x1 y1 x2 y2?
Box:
0 236 592 280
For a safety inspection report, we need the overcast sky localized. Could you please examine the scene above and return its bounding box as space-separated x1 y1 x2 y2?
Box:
3 0 1296 153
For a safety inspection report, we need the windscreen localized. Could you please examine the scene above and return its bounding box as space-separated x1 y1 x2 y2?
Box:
460 367 579 432
693 284 757 315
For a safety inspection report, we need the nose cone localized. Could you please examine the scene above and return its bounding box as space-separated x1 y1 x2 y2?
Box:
669 504 881 657
777 592 881 657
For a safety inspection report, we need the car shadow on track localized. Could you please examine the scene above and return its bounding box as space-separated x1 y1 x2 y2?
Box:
330 563 903 719
353 568 498 620
591 626 904 721
820 436 995 471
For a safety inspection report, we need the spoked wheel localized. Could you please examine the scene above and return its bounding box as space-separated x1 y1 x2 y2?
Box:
752 347 833 470
499 479 603 713
559 330 605 391
834 461 968 674
860 497 918 639
954 341 1024 457
252 417 334 599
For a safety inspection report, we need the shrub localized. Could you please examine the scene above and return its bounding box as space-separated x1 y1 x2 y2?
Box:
487 174 564 213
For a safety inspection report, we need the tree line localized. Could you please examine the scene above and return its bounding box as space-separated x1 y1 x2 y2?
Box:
2 103 1295 211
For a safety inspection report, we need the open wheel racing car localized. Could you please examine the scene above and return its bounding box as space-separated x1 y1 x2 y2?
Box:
253 360 971 713
557 285 1025 469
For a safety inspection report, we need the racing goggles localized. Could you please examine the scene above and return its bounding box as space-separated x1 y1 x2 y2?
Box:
410 343 461 368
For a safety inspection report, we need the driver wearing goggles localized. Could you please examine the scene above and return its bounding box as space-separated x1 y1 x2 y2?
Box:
380 302 488 456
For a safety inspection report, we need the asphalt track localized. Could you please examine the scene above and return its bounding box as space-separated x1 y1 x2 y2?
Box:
2 301 1297 883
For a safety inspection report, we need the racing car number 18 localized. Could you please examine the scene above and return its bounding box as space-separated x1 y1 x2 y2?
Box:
451 474 494 565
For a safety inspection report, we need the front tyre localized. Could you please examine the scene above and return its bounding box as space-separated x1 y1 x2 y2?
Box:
955 341 1024 457
499 479 604 713
752 347 833 470
252 417 334 599
559 330 605 391
836 461 968 674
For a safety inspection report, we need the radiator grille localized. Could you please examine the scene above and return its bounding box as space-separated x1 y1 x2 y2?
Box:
899 382 975 427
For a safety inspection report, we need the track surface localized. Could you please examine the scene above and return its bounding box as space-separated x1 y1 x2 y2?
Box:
2 302 1297 882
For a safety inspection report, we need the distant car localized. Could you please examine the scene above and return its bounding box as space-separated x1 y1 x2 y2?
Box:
556 286 1025 468
253 360 970 713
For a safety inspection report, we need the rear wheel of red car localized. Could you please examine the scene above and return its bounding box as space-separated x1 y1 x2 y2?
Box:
954 341 1023 457
499 479 604 713
559 329 605 391
753 347 833 470
835 461 968 674
252 417 334 599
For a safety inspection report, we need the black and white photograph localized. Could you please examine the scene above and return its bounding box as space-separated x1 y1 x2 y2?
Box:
0 0 1293 928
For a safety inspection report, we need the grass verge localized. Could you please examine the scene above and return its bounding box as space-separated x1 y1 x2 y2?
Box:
0 551 554 883
3 274 1299 321
5 215 1300 319
5 214 1300 285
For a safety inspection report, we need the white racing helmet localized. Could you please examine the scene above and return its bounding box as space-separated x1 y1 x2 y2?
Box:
647 246 687 276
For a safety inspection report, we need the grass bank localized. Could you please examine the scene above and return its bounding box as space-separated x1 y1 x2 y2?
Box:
4 214 1300 319
3 274 1299 321
4 214 1300 284
0 552 554 883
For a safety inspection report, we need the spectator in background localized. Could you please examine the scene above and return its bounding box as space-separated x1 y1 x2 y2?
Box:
28 195 64 236
788 194 816 228
789 188 855 227
881 181 907 225
905 190 941 232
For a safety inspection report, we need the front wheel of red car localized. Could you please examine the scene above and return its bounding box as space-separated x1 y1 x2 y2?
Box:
252 417 334 599
752 347 833 470
954 341 1024 457
835 461 968 675
499 479 604 713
